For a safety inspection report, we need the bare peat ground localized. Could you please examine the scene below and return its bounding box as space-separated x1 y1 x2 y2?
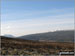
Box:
1 36 74 56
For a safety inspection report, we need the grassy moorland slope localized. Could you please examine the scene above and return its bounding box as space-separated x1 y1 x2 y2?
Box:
1 36 74 55
19 30 74 42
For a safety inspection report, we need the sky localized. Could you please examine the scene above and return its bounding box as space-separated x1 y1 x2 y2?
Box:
1 0 74 36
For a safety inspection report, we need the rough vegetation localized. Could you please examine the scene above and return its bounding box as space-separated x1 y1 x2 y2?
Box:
1 36 74 55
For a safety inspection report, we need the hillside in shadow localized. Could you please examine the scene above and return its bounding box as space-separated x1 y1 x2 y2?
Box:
18 30 74 42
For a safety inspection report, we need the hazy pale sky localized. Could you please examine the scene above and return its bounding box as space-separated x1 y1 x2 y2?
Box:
1 0 74 36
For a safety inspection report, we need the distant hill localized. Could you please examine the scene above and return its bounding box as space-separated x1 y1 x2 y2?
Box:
18 30 74 42
2 34 15 38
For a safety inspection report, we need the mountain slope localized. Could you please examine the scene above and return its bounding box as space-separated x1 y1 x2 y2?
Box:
18 30 74 42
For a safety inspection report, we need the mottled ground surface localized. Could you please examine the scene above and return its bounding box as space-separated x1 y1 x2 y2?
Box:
1 36 74 55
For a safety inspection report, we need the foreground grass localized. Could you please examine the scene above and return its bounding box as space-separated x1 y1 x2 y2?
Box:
1 36 74 55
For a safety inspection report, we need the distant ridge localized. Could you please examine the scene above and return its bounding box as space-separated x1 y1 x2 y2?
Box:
18 30 74 42
1 34 15 38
